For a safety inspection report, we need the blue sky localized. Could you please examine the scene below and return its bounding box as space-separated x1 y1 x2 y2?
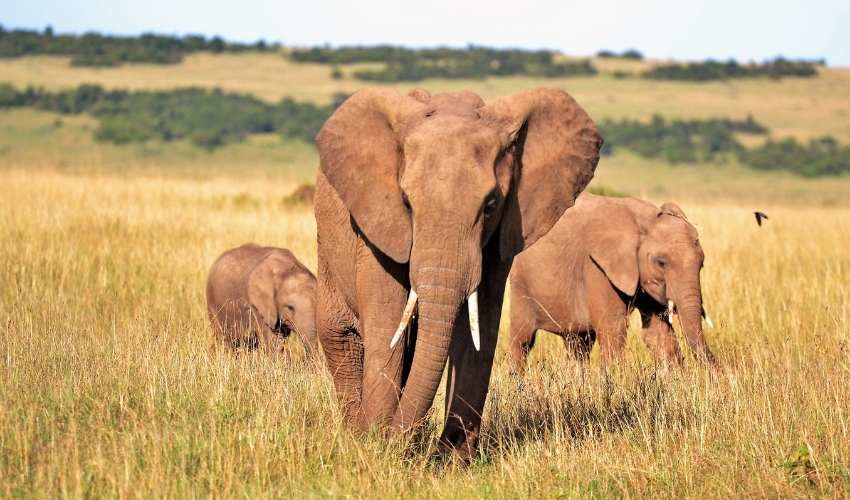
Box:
4 0 849 65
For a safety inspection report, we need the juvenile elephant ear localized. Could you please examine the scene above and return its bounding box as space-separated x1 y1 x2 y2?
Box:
482 88 603 259
585 203 641 296
660 202 687 219
316 88 425 264
248 256 285 331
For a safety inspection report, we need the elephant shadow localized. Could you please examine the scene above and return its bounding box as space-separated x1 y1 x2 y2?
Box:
480 365 696 454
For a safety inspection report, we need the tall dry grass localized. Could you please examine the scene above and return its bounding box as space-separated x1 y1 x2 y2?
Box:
1 167 848 497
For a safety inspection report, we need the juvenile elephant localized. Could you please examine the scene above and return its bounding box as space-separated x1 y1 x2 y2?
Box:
509 194 716 373
314 87 602 459
206 244 318 356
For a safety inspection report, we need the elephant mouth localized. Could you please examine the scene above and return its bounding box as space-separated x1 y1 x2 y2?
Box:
272 319 292 338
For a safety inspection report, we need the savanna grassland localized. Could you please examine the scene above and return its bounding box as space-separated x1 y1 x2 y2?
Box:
1 53 850 498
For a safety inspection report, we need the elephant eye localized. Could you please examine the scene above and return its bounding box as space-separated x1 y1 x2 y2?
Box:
284 304 295 313
654 257 668 269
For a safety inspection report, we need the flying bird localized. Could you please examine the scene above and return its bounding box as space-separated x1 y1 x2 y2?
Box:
754 211 769 226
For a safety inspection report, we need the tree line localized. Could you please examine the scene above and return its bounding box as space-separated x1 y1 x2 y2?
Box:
0 83 336 149
596 49 643 60
1 82 847 176
0 25 274 66
292 45 598 81
293 46 822 82
642 57 822 81
599 115 850 177
1 25 824 82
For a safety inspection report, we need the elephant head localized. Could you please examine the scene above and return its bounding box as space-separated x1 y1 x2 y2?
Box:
317 88 601 431
588 198 715 364
248 254 318 350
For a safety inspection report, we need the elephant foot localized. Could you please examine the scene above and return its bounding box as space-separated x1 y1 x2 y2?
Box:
435 426 480 465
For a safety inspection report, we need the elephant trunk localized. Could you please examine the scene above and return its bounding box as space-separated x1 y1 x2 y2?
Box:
391 239 474 432
673 279 716 365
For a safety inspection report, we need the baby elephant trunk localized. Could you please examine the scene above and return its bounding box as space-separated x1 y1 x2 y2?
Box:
673 281 716 365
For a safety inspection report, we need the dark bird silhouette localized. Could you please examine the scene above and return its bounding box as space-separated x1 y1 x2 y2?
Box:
754 211 769 226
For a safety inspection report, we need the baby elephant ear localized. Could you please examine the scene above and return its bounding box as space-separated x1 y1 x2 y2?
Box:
587 206 641 297
660 202 687 219
247 257 281 331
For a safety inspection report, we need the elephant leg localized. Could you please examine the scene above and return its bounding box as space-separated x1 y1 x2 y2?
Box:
508 287 537 376
316 264 364 429
585 259 628 365
563 329 595 362
640 310 683 366
356 244 409 428
439 243 511 461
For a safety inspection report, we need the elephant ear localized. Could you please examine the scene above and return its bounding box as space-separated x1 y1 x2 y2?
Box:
482 88 603 259
248 256 284 331
660 201 688 219
316 88 425 264
586 203 641 296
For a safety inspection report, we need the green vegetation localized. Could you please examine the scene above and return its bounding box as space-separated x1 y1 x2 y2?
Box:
599 115 767 162
743 136 850 177
3 82 849 176
642 57 821 81
0 24 273 66
599 115 850 177
290 45 598 81
0 83 336 149
597 49 644 60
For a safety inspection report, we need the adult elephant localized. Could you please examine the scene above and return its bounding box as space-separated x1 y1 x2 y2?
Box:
314 87 602 459
509 194 717 373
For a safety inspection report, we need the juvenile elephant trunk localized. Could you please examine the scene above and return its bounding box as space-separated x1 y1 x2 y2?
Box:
391 247 471 432
674 281 716 365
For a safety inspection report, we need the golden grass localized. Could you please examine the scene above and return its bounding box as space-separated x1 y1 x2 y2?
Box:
1 52 849 496
2 53 850 141
1 166 849 497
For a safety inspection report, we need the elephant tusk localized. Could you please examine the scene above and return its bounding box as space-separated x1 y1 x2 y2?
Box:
703 309 715 329
666 300 675 325
389 289 418 349
468 290 481 351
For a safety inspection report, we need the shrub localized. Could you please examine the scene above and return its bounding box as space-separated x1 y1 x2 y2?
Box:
291 45 598 81
0 83 335 149
599 115 767 163
742 137 850 177
0 26 272 66
643 57 818 81
597 49 643 60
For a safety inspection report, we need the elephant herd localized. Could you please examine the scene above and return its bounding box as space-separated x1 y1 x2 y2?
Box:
205 87 717 461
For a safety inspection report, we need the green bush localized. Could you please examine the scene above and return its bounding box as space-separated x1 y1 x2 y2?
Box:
599 114 850 177
599 115 767 163
291 45 597 81
597 49 643 60
0 83 334 149
742 137 850 177
0 25 274 66
643 57 818 81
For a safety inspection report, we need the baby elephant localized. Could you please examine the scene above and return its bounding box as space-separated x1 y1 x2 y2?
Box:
509 193 716 373
206 244 318 356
